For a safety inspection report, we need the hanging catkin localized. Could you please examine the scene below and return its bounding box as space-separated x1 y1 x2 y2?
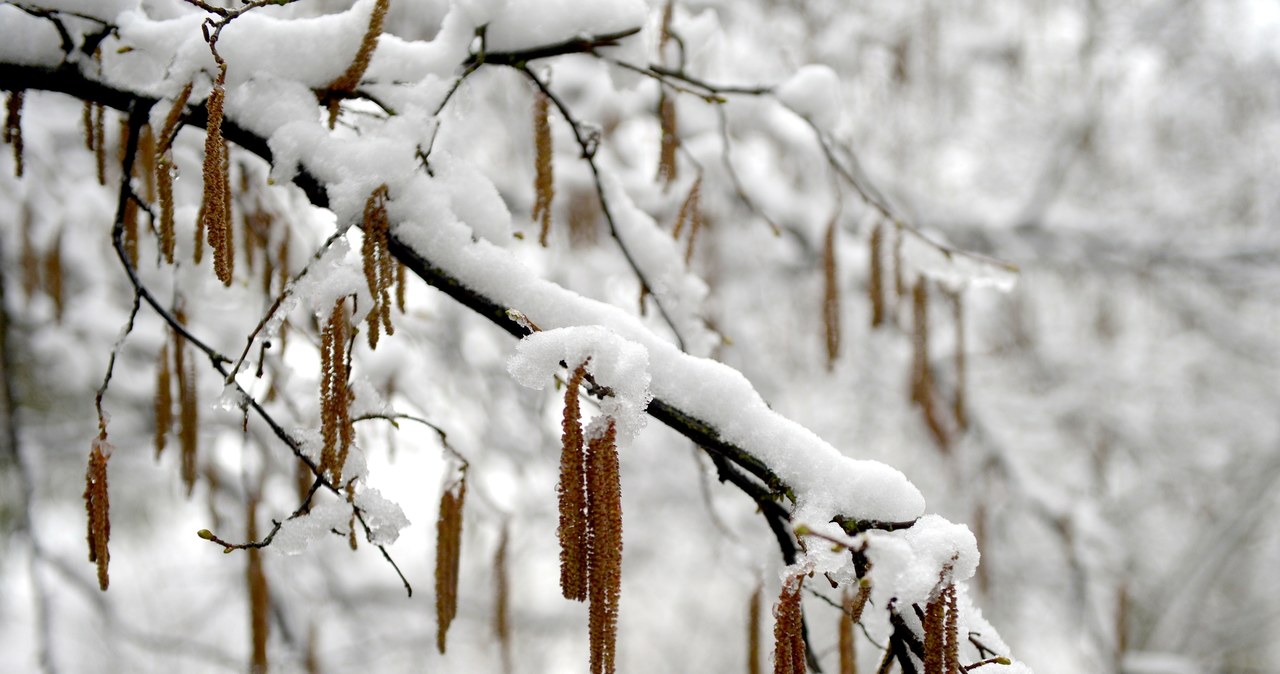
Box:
532 91 555 246
773 575 806 674
84 435 113 591
494 524 513 674
558 362 589 601
154 343 172 456
3 89 23 178
361 185 395 349
435 475 466 653
325 0 391 128
201 63 234 286
748 583 763 674
585 418 622 674
246 499 270 674
822 218 841 369
657 88 679 185
319 299 352 484
869 222 886 327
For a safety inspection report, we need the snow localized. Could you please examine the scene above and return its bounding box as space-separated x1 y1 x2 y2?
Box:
433 151 513 244
352 486 411 546
484 0 647 53
272 499 352 555
0 6 65 68
864 514 979 607
508 326 652 441
290 237 366 318
775 64 842 130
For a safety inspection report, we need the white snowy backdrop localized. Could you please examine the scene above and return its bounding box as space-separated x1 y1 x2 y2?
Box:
0 1 1278 673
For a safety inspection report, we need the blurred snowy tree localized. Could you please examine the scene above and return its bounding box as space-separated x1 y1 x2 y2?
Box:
1 1 1277 674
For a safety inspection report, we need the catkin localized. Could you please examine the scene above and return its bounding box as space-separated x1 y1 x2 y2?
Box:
435 476 466 653
84 436 112 591
201 63 233 286
175 310 199 496
319 300 352 484
822 218 841 369
558 362 589 601
748 584 763 674
773 575 806 674
43 229 64 323
838 587 857 674
154 343 172 456
361 185 395 349
586 419 622 674
672 177 703 264
532 91 554 246
246 500 270 674
93 103 106 186
3 89 24 178
156 83 193 264
494 525 513 674
951 291 967 430
657 88 678 185
325 0 391 128
123 190 139 268
869 222 885 327
945 585 959 674
20 207 37 304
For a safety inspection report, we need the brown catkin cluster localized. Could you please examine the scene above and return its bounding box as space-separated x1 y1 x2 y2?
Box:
656 88 678 185
672 176 702 264
319 300 353 484
201 63 234 286
822 218 841 369
558 362 589 600
748 583 764 674
246 499 270 674
922 584 960 674
532 91 554 246
325 0 391 128
156 82 194 264
585 418 622 674
3 89 23 177
361 185 396 349
435 475 466 653
84 436 112 591
556 363 624 674
773 574 806 674
869 222 886 327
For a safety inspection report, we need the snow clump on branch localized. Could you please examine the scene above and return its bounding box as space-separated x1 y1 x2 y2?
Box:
508 326 652 441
